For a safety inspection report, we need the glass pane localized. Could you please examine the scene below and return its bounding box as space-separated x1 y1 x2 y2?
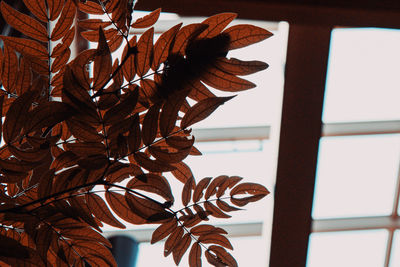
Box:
307 230 388 267
390 230 400 266
323 28 400 123
312 134 400 219
136 236 268 267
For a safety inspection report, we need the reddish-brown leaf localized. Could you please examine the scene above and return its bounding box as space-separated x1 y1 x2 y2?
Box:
50 151 78 171
8 145 48 163
93 27 112 90
204 201 231 218
127 173 174 202
216 199 242 212
133 152 176 172
230 195 265 207
140 78 158 101
148 145 192 164
152 23 182 70
1 45 18 93
105 163 143 183
208 245 238 267
71 241 117 267
172 161 194 184
3 90 38 143
198 234 233 250
128 114 142 153
47 0 63 20
216 176 243 198
190 225 227 236
0 233 30 259
164 226 183 257
78 19 112 30
78 1 104 15
37 169 55 199
198 13 237 39
205 175 228 200
171 24 208 56
181 96 235 129
135 27 154 77
159 92 187 137
214 57 268 75
15 57 32 96
86 193 125 229
60 227 111 247
64 142 106 157
105 191 146 225
23 0 47 22
142 103 161 145
122 36 137 81
189 242 202 267
188 79 216 101
151 219 177 244
1 2 48 42
103 88 139 125
182 177 195 206
51 48 71 73
1 36 48 60
51 0 76 41
193 177 212 203
173 233 191 265
131 8 161 28
230 182 270 197
201 66 256 92
66 118 103 142
223 24 273 50
125 193 172 223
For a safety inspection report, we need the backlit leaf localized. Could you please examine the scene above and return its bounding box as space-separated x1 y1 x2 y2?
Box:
51 48 71 73
133 152 176 172
164 226 183 257
216 176 243 198
93 27 112 90
181 96 235 129
47 0 63 20
151 219 177 244
172 161 194 184
204 201 231 218
86 193 125 229
182 177 195 206
208 245 238 267
205 175 228 200
135 27 154 77
1 45 18 93
51 0 76 41
103 87 139 125
214 57 269 75
216 199 242 212
171 24 208 56
190 225 227 236
15 57 32 96
193 177 212 203
78 19 112 30
231 195 265 207
142 103 161 145
199 234 233 250
1 1 48 42
149 145 192 164
131 8 161 28
223 24 273 50
173 233 191 265
201 66 256 92
78 1 104 15
23 0 47 22
50 151 78 171
128 114 142 153
198 13 237 39
189 242 202 267
122 36 137 82
105 191 145 225
159 92 187 137
125 193 172 223
152 23 182 70
230 182 270 197
1 36 48 60
66 118 103 142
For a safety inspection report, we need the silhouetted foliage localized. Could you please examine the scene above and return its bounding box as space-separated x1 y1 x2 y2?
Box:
0 0 272 266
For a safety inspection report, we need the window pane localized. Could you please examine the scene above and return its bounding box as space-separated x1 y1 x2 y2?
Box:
307 230 388 267
136 236 268 267
312 134 400 219
390 230 400 266
323 28 400 123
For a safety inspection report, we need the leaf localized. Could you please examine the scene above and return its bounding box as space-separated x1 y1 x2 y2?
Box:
172 161 194 184
216 176 243 198
51 47 71 73
181 96 235 129
205 175 228 200
78 19 112 30
223 24 273 50
148 145 192 164
105 163 143 183
193 177 212 203
171 24 208 56
0 233 30 258
230 194 265 207
230 182 270 197
164 226 183 257
92 27 112 91
152 23 182 71
127 173 174 202
198 234 233 250
3 90 38 143
125 193 172 223
37 169 55 199
190 225 227 236
72 241 117 267
15 57 32 96
1 45 18 92
214 58 269 75
60 227 111 248
182 177 195 206
204 201 231 218
65 142 106 157
173 233 191 265
133 152 176 172
131 8 161 28
105 191 146 225
86 193 125 229
189 242 202 267
23 0 47 22
51 0 76 41
78 1 104 15
142 103 161 145
1 1 48 42
151 219 177 244
208 245 238 267
47 0 63 20
50 151 78 171
103 87 139 125
127 114 141 153
66 118 103 142
122 36 137 81
216 199 242 212
1 36 48 60
8 145 48 163
159 92 187 137
198 13 237 39
135 27 154 77
201 66 255 92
